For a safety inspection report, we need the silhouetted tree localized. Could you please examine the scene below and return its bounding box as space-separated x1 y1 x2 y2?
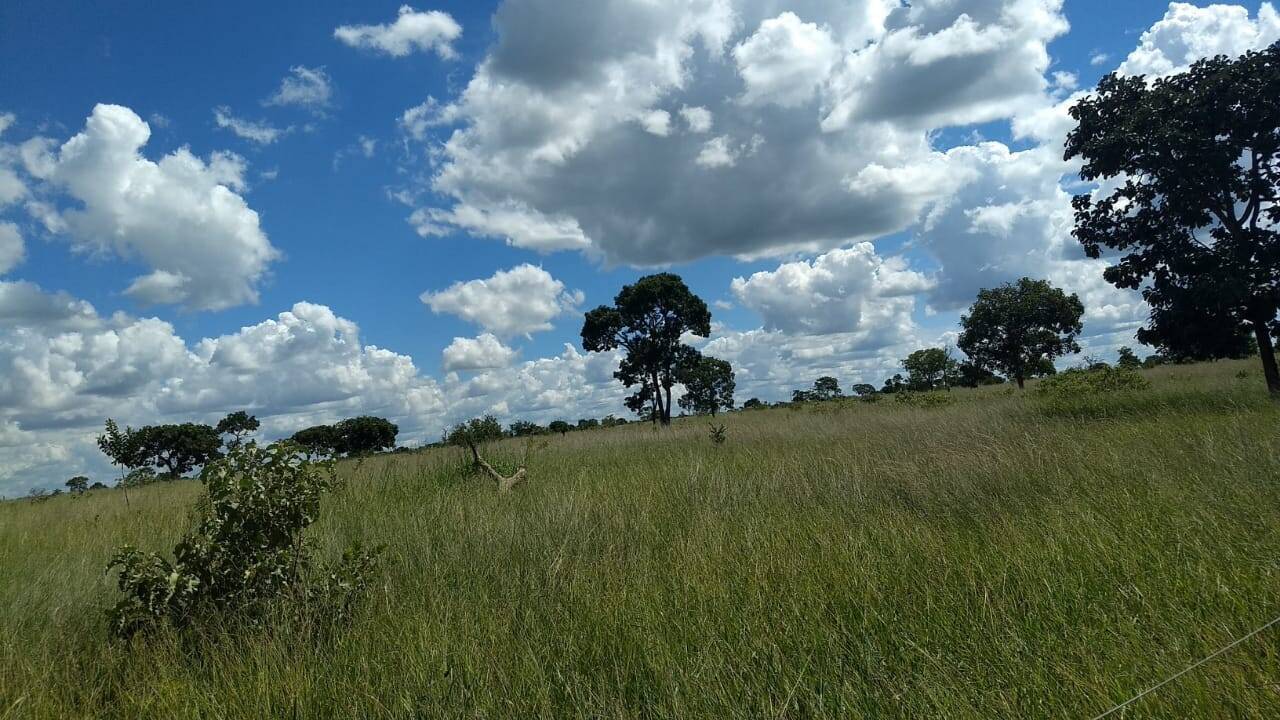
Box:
581 273 711 425
1116 346 1142 370
958 278 1084 389
880 374 907 394
850 383 877 397
678 355 736 416
548 420 571 436
577 418 600 430
508 420 544 437
292 425 339 457
135 423 223 478
1066 44 1280 394
949 360 1003 388
65 476 89 494
333 416 398 456
742 398 765 409
215 410 259 448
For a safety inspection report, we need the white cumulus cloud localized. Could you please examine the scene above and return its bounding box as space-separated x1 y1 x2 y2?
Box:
421 264 583 338
335 5 462 59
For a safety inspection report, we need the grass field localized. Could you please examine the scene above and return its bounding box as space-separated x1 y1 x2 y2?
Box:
3 359 1280 719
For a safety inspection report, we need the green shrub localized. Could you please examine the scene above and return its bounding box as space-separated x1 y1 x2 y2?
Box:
1034 366 1150 399
106 442 380 639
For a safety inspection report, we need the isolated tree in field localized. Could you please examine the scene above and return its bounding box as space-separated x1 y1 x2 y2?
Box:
812 376 842 401
582 273 712 425
446 415 504 447
1116 346 1142 370
292 424 339 457
678 355 736 416
742 398 765 409
548 420 571 436
902 348 952 391
98 419 144 483
135 423 224 478
958 278 1084 389
215 410 259 448
1066 44 1280 394
333 416 398 456
65 476 89 494
508 420 544 437
850 383 877 397
89 481 108 490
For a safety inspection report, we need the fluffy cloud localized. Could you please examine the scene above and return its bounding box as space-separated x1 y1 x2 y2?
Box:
421 264 583 338
264 66 334 112
408 0 1074 265
731 242 931 337
0 223 22 275
441 333 517 371
733 12 840 108
18 104 279 311
214 106 291 145
1119 2 1280 77
335 6 462 59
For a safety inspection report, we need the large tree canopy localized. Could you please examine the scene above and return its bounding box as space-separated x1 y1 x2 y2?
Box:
1066 43 1280 394
677 355 736 417
582 273 711 425
958 278 1084 389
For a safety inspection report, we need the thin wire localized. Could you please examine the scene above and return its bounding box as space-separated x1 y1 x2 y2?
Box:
1090 613 1280 719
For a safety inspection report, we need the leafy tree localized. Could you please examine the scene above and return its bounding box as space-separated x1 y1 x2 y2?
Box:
292 425 339 457
548 420 571 436
678 355 736 416
1136 288 1256 362
508 420 545 437
742 398 765 409
577 418 600 430
902 348 952 391
812 376 843 401
446 416 504 448
791 389 814 403
581 273 711 425
1066 44 1280 394
215 410 260 448
98 419 145 482
121 468 158 488
65 476 89 494
1116 346 1142 370
949 360 1004 388
958 278 1084 389
333 416 398 456
135 423 223 478
850 383 877 397
89 481 109 490
600 415 629 428
880 374 907 394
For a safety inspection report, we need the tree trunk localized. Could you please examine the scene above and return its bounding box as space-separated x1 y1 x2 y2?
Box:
1252 317 1280 396
1015 374 1025 390
662 384 673 425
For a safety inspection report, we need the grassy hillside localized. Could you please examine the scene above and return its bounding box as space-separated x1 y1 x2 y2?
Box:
3 360 1280 719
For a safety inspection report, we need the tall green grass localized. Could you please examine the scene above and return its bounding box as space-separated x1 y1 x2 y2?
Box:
3 359 1279 718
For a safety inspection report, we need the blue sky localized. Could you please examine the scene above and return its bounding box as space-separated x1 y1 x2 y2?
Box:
1 0 1277 493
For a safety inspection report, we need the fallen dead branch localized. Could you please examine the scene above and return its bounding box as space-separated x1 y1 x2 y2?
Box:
464 437 530 493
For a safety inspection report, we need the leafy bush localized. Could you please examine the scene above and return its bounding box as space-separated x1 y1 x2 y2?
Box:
1034 366 1150 399
707 423 726 445
446 416 504 447
106 442 380 639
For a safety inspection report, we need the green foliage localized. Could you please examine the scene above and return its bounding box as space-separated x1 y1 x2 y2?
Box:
678 355 736 416
903 348 952 391
600 415 628 428
1066 44 1280 393
812 376 842 401
850 383 877 397
134 423 224 478
215 410 260 448
742 398 765 409
446 416 504 448
548 420 571 436
292 425 339 457
707 423 726 445
582 273 712 425
97 419 145 477
1116 346 1142 370
577 418 600 430
508 420 545 437
106 442 380 639
1034 366 1151 399
120 467 158 488
64 476 89 494
958 278 1084 389
333 416 398 456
